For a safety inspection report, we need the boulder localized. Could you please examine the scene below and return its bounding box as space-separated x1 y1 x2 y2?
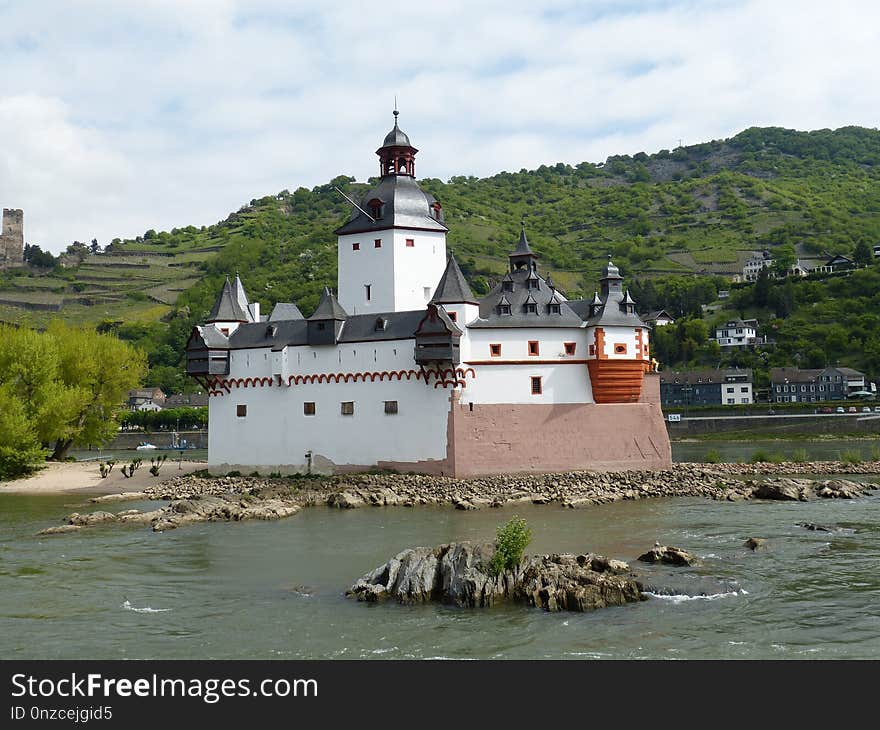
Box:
637 544 697 566
751 479 806 501
797 522 834 532
327 491 365 509
744 537 766 551
37 524 82 536
67 511 118 526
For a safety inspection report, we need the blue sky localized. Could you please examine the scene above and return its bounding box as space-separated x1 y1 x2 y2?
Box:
0 0 878 252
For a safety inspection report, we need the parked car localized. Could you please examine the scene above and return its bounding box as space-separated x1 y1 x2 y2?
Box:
863 406 873 413
847 406 858 413
836 406 845 413
875 406 880 413
821 406 834 414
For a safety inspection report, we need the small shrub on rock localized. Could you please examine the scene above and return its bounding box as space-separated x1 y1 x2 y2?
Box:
490 516 532 576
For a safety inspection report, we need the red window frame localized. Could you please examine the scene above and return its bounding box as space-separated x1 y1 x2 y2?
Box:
530 376 543 395
528 340 540 356
589 344 596 356
490 343 502 357
374 239 382 248
352 242 360 251
405 238 415 247
447 311 457 322
564 342 576 356
614 343 627 354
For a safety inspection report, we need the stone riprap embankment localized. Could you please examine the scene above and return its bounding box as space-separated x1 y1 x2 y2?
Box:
346 541 643 613
36 462 879 535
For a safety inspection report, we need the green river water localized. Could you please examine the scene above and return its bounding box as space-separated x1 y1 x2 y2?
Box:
2 482 879 659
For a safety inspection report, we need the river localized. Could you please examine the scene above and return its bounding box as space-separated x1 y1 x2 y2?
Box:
1 485 879 659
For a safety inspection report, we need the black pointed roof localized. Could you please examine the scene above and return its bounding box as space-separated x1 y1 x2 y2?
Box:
431 254 478 305
307 287 348 321
207 277 249 323
381 112 412 148
513 223 536 256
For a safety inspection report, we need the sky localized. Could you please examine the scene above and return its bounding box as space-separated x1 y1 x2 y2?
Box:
1 0 879 252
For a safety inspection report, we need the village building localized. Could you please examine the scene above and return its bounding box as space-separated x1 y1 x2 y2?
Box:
127 387 166 411
185 113 671 476
660 369 754 407
641 309 675 327
0 208 24 270
769 366 866 403
714 318 762 348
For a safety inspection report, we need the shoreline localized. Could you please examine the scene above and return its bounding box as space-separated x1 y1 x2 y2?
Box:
25 460 880 536
0 460 207 496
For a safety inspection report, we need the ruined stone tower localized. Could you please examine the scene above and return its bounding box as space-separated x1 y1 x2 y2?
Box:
0 208 24 269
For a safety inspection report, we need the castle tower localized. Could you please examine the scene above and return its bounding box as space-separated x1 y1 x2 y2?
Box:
0 208 24 269
334 111 448 315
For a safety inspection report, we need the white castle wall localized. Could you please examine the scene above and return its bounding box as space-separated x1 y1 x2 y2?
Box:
208 339 451 473
337 229 446 314
463 327 594 404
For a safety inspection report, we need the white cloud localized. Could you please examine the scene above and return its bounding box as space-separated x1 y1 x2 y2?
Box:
0 0 878 251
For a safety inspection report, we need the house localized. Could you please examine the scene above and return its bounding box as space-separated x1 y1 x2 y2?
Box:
769 366 864 403
814 254 856 274
659 369 754 407
742 251 773 282
641 309 675 327
163 393 209 408
128 388 166 411
184 112 671 477
714 318 761 348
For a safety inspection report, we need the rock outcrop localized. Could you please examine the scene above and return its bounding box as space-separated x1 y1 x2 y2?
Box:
347 541 643 613
718 478 875 502
744 537 767 551
637 544 697 566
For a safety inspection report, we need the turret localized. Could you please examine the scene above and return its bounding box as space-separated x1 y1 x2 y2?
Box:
307 287 347 345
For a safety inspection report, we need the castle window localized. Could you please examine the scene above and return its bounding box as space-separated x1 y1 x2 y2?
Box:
317 322 326 331
236 405 247 418
564 342 576 356
374 239 382 248
614 343 627 354
524 303 537 314
374 316 386 331
447 311 457 322
498 304 511 316
384 400 399 415
528 341 540 356
220 328 229 336
589 344 596 356
527 279 539 290
502 280 514 292
365 284 372 301
423 287 431 300
352 243 360 251
341 401 355 416
490 343 502 357
406 238 415 247
303 402 316 416
549 302 561 314
531 376 543 395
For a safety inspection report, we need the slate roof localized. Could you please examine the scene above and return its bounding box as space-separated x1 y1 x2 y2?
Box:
431 254 477 305
770 366 863 383
334 175 447 235
380 114 412 148
225 310 428 350
269 302 304 321
660 369 753 385
584 292 647 328
207 277 249 323
470 266 583 329
308 287 348 321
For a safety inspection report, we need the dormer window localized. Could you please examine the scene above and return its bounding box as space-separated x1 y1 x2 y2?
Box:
447 311 457 322
526 278 539 290
266 324 278 338
549 302 561 315
502 280 514 292
524 302 537 314
368 198 383 219
498 304 511 316
375 317 386 331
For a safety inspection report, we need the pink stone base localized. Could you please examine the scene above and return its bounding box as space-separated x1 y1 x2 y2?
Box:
446 400 672 477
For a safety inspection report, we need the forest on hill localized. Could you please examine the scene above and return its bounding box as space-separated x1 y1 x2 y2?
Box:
2 125 879 393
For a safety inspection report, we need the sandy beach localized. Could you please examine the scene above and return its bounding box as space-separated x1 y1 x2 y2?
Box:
0 460 206 495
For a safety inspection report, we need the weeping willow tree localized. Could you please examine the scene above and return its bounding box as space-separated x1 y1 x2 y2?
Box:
0 323 147 477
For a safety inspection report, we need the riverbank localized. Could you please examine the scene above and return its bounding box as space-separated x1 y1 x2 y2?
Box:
33 460 880 535
0 460 207 495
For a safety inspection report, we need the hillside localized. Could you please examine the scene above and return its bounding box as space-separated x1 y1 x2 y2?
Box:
1 125 878 391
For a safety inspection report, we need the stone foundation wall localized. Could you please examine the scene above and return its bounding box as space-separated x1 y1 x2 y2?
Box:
447 398 671 478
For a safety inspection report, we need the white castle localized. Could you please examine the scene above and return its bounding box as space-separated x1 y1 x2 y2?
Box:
186 113 671 477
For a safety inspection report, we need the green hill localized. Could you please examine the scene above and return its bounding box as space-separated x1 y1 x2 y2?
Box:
1 124 879 391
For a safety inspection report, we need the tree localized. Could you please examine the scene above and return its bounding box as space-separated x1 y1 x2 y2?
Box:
46 323 148 459
853 239 873 266
0 384 47 479
753 266 771 307
772 244 797 276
